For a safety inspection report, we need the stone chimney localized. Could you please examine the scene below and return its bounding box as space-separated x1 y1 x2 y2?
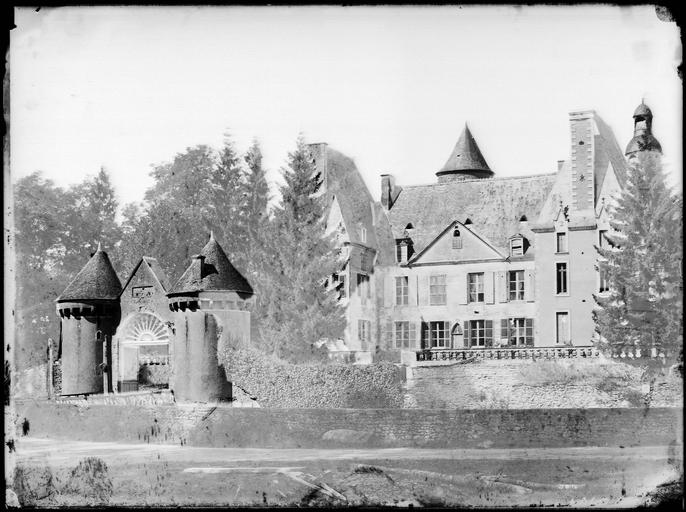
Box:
568 110 597 215
381 174 402 210
190 254 205 282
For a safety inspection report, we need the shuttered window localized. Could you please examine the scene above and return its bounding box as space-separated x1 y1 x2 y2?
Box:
508 270 525 301
395 276 409 305
468 273 484 303
500 318 534 346
466 319 493 347
429 275 447 305
394 321 410 349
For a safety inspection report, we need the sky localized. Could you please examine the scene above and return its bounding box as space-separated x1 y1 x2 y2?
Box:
10 5 683 211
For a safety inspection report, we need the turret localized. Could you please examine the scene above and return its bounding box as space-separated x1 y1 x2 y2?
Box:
167 232 254 402
436 123 494 183
56 243 122 395
625 100 662 157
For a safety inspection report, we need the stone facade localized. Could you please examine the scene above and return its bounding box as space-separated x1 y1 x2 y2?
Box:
313 103 662 361
56 235 253 402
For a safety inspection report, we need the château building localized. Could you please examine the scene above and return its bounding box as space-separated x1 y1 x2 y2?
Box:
311 102 662 363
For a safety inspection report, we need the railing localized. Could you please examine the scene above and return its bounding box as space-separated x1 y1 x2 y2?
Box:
416 346 602 362
415 345 670 362
139 354 170 365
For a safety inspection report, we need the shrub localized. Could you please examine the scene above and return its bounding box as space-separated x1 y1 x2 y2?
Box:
219 347 404 408
63 457 113 505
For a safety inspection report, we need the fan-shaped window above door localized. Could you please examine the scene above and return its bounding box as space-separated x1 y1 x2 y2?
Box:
121 312 169 345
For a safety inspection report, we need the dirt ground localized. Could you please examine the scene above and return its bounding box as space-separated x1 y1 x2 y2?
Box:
11 437 683 508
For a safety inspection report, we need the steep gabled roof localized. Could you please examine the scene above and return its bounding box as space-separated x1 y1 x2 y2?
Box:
120 256 172 295
169 234 253 296
57 245 122 302
436 124 493 178
408 220 505 264
388 174 555 255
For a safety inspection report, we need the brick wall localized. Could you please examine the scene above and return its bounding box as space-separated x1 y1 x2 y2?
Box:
13 401 682 450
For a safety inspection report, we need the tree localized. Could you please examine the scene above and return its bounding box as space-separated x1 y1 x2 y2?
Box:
120 141 252 284
593 151 683 365
13 168 123 371
242 139 271 277
255 135 345 362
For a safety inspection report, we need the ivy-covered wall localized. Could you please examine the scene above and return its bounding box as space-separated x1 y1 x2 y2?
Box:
219 348 405 408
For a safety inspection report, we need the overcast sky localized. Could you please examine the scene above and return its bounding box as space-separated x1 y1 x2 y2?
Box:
10 5 682 209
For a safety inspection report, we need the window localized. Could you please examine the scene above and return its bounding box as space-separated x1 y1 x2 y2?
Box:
357 274 370 303
556 263 568 294
556 312 570 344
429 275 447 305
395 240 414 263
422 321 449 348
508 270 525 301
395 276 409 305
395 321 411 349
359 227 367 243
358 320 370 342
556 232 568 253
598 262 609 293
501 318 534 346
466 319 493 347
452 228 462 249
468 273 484 303
510 238 523 256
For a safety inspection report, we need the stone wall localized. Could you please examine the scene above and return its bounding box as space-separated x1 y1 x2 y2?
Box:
405 358 683 409
12 400 682 449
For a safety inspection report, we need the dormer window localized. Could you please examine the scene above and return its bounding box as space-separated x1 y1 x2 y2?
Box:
452 227 462 249
510 237 524 257
395 239 414 263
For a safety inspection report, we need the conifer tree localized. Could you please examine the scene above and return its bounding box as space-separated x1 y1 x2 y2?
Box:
593 151 683 364
256 135 345 362
243 139 270 271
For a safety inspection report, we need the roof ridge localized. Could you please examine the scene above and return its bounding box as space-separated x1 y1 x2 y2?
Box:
399 172 557 189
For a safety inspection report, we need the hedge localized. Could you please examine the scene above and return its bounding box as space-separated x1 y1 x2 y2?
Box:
219 347 405 408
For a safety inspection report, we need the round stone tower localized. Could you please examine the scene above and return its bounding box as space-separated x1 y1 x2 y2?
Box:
436 123 494 182
167 233 254 402
56 243 122 395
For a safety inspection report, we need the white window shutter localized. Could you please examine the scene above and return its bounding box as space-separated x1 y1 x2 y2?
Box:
384 320 393 349
409 322 417 349
485 271 495 304
525 269 535 302
458 274 468 305
497 271 508 303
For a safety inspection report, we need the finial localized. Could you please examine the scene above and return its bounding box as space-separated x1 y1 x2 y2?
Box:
96 241 102 252
209 229 214 241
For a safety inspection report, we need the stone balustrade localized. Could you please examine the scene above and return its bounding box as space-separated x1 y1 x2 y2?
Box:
416 345 669 362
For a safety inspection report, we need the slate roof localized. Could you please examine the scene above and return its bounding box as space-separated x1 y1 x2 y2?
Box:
318 147 379 248
388 174 556 255
633 102 652 118
436 124 493 177
120 256 172 295
169 234 253 296
57 245 123 302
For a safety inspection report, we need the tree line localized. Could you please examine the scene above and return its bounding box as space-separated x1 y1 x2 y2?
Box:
13 135 345 372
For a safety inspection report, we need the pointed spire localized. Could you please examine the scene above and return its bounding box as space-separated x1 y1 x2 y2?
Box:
96 241 102 252
169 234 253 296
436 123 493 182
209 229 215 241
57 247 122 302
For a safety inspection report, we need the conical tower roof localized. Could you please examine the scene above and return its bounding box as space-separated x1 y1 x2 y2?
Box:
169 233 254 296
57 243 122 302
436 124 493 179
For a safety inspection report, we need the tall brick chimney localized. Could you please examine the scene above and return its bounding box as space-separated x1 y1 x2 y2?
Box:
568 110 597 215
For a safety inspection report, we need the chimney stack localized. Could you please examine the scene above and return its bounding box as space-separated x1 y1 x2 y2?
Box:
381 174 402 210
